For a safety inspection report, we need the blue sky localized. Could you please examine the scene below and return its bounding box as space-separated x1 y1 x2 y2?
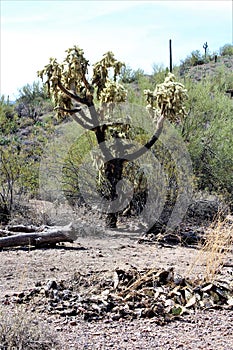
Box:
1 0 232 100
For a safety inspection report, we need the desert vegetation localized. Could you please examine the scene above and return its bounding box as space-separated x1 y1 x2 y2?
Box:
0 44 232 225
0 43 232 349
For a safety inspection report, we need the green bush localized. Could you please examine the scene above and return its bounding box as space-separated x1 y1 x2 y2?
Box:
15 82 53 120
152 64 168 84
0 96 53 223
181 74 233 205
182 50 205 67
208 65 233 92
120 66 145 84
61 130 96 204
219 43 233 56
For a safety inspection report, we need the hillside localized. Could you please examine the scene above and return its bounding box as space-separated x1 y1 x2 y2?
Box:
180 55 233 86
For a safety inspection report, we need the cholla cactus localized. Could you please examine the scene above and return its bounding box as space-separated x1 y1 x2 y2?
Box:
144 73 188 122
92 51 125 99
99 80 127 104
38 47 125 118
38 46 188 229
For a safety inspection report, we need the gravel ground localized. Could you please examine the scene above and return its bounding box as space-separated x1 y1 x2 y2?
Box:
0 229 232 349
55 309 233 350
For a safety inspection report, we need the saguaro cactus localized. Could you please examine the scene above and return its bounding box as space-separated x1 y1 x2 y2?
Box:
203 42 208 60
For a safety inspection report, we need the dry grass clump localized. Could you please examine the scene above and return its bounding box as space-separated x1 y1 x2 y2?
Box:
9 199 106 236
0 305 58 350
189 213 233 281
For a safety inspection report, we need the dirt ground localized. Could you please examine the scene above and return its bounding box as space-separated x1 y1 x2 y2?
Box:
0 222 232 349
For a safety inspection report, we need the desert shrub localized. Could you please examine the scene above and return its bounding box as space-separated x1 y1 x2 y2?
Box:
0 96 53 223
179 49 215 77
0 98 20 222
122 70 154 106
120 66 145 84
61 130 96 205
152 64 168 84
189 214 233 281
208 65 233 92
0 305 58 349
181 75 233 206
0 96 18 136
15 82 53 120
182 50 205 67
219 43 233 57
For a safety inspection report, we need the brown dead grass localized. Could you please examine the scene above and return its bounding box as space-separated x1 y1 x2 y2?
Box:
188 213 233 281
0 305 58 350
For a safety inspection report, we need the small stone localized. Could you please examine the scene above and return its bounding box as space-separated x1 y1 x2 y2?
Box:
46 280 57 290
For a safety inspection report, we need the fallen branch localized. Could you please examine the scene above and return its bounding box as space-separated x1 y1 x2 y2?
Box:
6 224 43 233
0 228 17 237
0 223 76 248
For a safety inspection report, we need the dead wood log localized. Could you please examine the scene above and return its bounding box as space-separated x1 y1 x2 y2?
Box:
0 224 46 237
0 228 17 237
6 224 42 233
0 223 76 248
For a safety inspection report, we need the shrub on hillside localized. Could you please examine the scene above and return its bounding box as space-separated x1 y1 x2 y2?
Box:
0 96 53 223
181 74 233 206
219 43 233 57
15 82 53 120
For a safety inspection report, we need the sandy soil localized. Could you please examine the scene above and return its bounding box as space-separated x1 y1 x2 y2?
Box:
0 226 232 349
